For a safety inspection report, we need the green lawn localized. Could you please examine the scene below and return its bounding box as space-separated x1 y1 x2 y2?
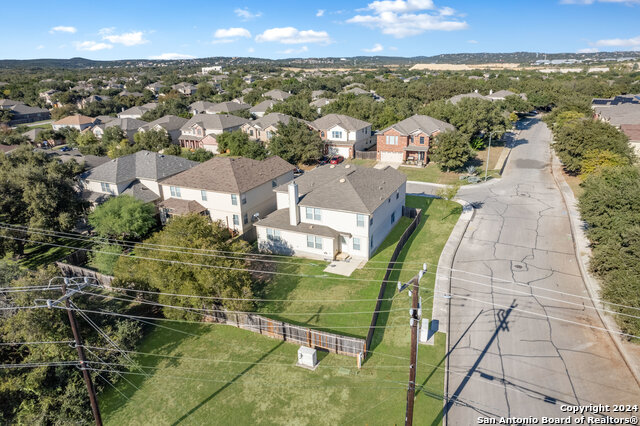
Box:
3 237 92 270
100 196 461 425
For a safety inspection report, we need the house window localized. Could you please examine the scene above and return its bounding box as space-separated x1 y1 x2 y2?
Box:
391 212 396 224
306 235 314 248
232 214 239 226
386 135 398 145
231 194 238 205
396 192 399 200
241 194 247 205
331 130 342 139
170 186 181 197
267 228 281 241
370 237 374 248
100 182 111 193
249 130 254 136
272 180 277 188
314 208 321 221
357 214 366 227
370 217 373 226
321 131 325 138
306 207 313 220
243 213 248 224
419 136 425 145
353 237 361 251
266 131 273 140
201 190 207 201
315 236 322 249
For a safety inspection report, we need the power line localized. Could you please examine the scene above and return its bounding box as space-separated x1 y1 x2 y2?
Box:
0 340 74 346
0 361 79 369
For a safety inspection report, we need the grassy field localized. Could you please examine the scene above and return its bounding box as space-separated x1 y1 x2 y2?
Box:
2 237 91 270
100 196 461 425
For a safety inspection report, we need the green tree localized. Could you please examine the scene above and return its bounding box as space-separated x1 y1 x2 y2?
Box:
88 195 156 239
182 148 214 162
553 120 633 173
101 126 127 146
0 146 84 256
431 130 474 171
132 129 171 152
114 214 255 317
503 94 532 113
269 95 318 121
579 149 630 180
75 131 105 155
87 243 123 275
268 119 323 165
217 130 267 160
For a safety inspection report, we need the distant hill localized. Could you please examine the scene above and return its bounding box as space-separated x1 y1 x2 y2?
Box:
1 51 639 70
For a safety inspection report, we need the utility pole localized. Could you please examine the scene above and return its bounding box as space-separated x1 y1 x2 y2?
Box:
484 132 493 182
55 278 103 426
403 265 426 426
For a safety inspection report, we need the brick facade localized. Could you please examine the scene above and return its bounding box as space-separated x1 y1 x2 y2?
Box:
376 128 436 163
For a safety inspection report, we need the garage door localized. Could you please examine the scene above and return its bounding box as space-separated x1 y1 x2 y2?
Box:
380 151 403 163
327 146 350 158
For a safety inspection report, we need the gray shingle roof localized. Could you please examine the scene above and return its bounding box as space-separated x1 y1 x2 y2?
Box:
381 114 454 135
311 114 371 132
103 117 148 132
121 180 161 203
140 115 188 132
207 101 251 113
449 92 487 105
256 208 341 239
118 102 157 117
181 114 249 132
161 156 294 194
249 113 295 129
595 104 640 126
275 164 406 214
81 150 198 184
263 89 291 101
309 98 335 108
250 99 279 114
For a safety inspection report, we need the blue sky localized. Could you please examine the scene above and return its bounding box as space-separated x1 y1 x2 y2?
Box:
1 0 640 60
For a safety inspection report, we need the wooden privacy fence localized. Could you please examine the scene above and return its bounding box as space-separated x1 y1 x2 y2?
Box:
355 150 377 160
206 310 366 359
364 207 422 356
55 262 114 287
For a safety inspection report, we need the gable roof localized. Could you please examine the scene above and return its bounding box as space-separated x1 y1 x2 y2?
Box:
309 98 335 108
621 124 640 142
250 99 279 114
81 150 198 184
595 104 640 126
101 117 148 132
53 114 95 126
275 164 406 214
181 114 249 132
189 101 216 112
140 115 188 132
207 101 250 113
118 102 157 117
247 113 296 130
263 89 291 101
449 92 487 105
382 114 454 135
161 156 294 193
311 114 371 132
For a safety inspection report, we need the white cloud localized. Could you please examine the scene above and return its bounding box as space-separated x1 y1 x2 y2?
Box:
363 43 384 52
211 39 236 45
149 53 195 60
278 46 309 55
98 27 115 36
235 7 262 20
36 45 45 50
594 35 640 47
347 0 467 38
467 39 478 44
316 9 325 16
256 27 331 44
50 26 77 34
102 31 148 46
248 47 255 53
75 41 113 51
214 27 251 38
577 47 599 53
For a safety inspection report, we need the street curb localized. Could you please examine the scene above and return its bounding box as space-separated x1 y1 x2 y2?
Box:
432 197 475 426
550 153 640 388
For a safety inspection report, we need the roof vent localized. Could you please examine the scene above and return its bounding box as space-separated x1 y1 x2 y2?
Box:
339 178 346 183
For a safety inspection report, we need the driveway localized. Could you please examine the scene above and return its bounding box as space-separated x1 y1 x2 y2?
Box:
444 117 640 423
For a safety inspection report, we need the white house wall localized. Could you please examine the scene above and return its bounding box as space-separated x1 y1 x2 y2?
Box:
368 183 406 257
256 226 337 260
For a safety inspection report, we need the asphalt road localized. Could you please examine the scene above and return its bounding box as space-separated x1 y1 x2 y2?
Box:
435 118 640 424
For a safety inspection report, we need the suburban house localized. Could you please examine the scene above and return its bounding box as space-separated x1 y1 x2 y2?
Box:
52 114 96 131
0 99 50 125
250 99 279 118
621 124 640 155
311 90 324 100
376 114 455 165
241 113 298 144
80 150 197 206
172 83 197 96
178 114 248 149
188 101 216 115
92 117 148 141
448 91 488 105
311 114 374 158
255 164 406 260
77 95 109 109
138 115 188 144
158 156 295 235
145 82 165 95
592 94 640 108
593 103 640 127
485 90 527 101
117 103 157 119
189 100 250 115
263 89 291 102
38 90 58 106
309 98 335 114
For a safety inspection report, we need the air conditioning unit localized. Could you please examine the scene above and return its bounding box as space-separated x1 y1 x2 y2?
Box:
297 346 318 370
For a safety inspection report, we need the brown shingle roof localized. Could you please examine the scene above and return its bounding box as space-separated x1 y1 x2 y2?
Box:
621 124 640 142
53 114 95 126
161 156 294 193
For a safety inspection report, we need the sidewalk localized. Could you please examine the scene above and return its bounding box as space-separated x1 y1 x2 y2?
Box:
551 154 640 386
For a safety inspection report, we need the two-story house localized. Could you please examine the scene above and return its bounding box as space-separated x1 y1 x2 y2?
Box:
249 99 280 118
92 117 148 141
262 89 291 102
241 113 300 144
137 115 189 144
310 114 373 158
52 114 96 131
255 164 406 260
376 114 455 165
117 103 157 119
80 150 198 206
158 156 295 236
178 114 249 149
0 100 50 126
172 82 197 96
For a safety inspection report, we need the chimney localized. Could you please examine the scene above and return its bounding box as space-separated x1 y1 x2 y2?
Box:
288 182 299 226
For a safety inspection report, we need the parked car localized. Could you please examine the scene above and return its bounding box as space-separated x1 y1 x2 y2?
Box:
60 146 71 152
293 167 304 177
317 156 330 165
329 155 344 164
